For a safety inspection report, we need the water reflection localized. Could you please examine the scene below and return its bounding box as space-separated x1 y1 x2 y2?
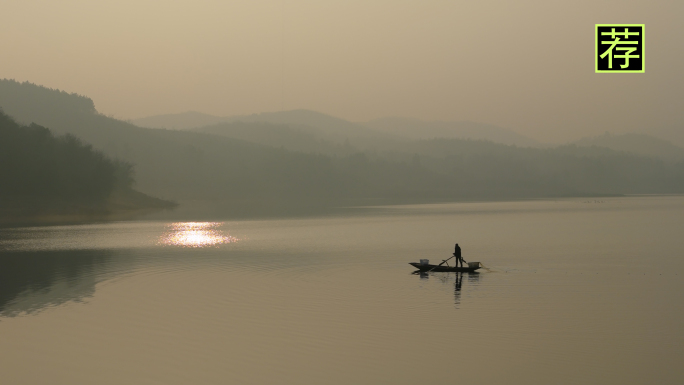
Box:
467 272 481 284
412 270 481 307
454 272 463 306
0 249 113 317
159 222 238 248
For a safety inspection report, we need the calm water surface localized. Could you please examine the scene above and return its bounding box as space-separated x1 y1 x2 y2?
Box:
1 196 683 384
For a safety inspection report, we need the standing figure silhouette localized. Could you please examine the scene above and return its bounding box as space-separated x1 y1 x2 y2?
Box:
454 243 463 268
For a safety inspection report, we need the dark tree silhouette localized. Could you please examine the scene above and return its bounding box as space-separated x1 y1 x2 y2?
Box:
0 109 135 209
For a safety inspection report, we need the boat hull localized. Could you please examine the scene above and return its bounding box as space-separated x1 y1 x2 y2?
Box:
409 262 480 272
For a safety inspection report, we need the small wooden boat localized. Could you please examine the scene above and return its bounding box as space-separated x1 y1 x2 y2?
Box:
409 261 481 272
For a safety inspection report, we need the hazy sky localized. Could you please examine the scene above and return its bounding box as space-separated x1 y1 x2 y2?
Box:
1 0 682 142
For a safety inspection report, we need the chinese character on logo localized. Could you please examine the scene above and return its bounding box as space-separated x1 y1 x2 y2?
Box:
595 24 645 73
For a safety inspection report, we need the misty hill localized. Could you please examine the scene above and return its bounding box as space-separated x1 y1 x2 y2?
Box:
136 109 377 135
362 117 539 147
133 111 225 130
136 110 537 148
190 121 684 198
136 109 401 151
643 126 684 149
0 80 96 119
574 133 684 162
145 109 397 143
191 121 352 155
222 110 385 140
2 79 684 218
0 80 378 207
385 138 684 196
0 109 173 225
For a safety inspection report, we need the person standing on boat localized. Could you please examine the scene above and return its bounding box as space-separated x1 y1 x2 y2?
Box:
454 243 463 268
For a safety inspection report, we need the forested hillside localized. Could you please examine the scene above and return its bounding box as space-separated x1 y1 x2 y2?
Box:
574 133 684 162
2 79 684 221
191 121 684 197
0 111 126 201
0 109 173 225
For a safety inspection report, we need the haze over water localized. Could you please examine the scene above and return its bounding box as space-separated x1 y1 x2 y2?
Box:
1 196 682 384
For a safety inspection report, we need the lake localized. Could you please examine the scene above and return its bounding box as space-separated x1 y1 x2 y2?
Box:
1 196 683 384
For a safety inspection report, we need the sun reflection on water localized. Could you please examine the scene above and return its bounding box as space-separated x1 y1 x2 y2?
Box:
160 222 238 248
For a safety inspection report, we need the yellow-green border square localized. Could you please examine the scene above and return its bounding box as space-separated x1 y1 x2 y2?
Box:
595 24 645 73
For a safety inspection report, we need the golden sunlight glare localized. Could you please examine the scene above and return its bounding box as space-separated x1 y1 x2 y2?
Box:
160 222 238 247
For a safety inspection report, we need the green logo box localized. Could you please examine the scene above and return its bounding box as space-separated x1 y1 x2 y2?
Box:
595 24 645 73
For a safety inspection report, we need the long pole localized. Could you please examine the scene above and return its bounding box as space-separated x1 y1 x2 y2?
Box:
427 255 455 273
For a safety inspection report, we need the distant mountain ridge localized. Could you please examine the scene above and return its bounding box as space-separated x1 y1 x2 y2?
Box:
133 110 538 147
574 132 684 162
133 109 375 135
0 79 357 204
3 78 684 218
190 121 351 155
0 79 96 124
222 109 393 144
362 117 539 147
132 111 225 130
647 126 684 149
134 109 398 151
